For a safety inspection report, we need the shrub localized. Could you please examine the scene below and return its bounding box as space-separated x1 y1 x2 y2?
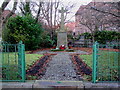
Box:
94 30 120 44
81 32 92 39
40 32 54 48
81 31 120 44
2 15 43 50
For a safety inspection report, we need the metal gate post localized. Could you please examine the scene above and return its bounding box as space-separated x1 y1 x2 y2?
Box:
92 42 98 83
21 43 26 82
18 41 26 82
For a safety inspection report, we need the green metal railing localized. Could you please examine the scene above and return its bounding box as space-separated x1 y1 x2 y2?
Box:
0 41 26 82
92 42 120 83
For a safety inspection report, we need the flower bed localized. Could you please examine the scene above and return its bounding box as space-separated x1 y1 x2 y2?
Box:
71 54 92 81
26 55 52 80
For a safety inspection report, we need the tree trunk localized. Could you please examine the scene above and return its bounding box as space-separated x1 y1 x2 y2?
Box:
35 2 42 23
1 0 11 12
0 0 11 38
92 32 95 43
2 1 17 31
0 8 2 38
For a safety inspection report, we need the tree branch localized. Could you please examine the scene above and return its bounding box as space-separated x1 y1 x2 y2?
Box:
3 0 18 26
91 7 120 18
35 2 42 22
1 0 11 12
19 2 25 15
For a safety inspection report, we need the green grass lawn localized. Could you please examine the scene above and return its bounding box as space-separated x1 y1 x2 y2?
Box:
80 50 119 82
1 52 43 80
80 54 92 81
80 54 92 68
1 52 43 69
25 54 43 69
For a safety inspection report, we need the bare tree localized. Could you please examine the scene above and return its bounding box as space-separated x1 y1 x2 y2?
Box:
0 7 2 38
35 2 42 22
78 7 104 42
36 0 75 39
18 0 75 39
3 1 18 28
0 0 11 37
91 2 120 18
19 1 31 16
0 0 18 38
90 2 120 32
38 0 60 30
77 2 119 42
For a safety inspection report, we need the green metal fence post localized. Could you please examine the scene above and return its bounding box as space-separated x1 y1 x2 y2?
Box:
21 44 26 82
0 41 2 80
18 41 26 82
92 41 98 83
18 41 22 79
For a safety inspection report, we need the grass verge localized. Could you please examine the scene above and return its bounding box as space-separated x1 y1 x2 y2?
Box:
80 50 119 82
1 52 43 80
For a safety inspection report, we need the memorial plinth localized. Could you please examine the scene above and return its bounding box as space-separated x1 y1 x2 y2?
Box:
57 32 68 49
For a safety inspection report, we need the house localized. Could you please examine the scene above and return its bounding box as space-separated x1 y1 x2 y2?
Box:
0 10 17 40
75 2 119 35
2 10 16 21
65 22 76 35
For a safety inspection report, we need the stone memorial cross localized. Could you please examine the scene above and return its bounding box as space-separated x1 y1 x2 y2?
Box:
59 7 67 32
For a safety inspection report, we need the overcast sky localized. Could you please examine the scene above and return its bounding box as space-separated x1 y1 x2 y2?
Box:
60 0 92 21
0 0 92 21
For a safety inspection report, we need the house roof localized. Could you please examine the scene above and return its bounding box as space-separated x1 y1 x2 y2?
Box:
2 10 16 19
65 22 76 31
75 2 118 16
75 5 87 15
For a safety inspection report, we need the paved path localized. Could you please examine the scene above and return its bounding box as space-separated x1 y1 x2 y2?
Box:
37 50 88 81
35 50 88 55
40 53 79 81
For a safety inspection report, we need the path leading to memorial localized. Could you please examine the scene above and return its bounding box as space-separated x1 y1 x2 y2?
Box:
36 50 88 81
40 53 78 81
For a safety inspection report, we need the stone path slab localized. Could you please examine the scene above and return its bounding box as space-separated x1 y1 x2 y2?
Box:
2 81 119 89
33 80 84 89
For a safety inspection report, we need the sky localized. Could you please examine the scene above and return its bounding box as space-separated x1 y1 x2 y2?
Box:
61 0 93 21
0 0 92 21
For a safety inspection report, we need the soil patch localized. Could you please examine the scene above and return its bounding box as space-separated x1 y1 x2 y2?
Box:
71 54 92 81
99 48 119 52
72 47 119 53
72 47 92 54
26 54 53 79
26 48 52 54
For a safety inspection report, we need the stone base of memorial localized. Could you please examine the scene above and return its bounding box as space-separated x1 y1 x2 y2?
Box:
56 32 68 49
